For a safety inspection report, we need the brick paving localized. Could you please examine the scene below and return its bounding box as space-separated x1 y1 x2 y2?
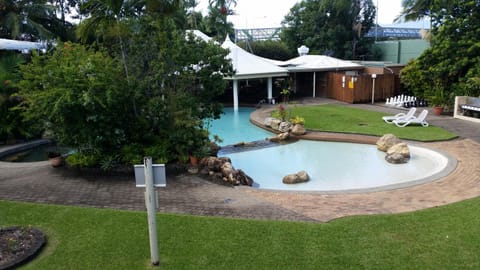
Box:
1 99 479 223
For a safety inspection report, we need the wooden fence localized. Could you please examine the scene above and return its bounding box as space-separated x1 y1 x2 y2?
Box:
326 72 397 103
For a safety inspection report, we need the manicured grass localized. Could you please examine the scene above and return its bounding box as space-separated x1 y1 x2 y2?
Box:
288 104 457 141
1 199 480 269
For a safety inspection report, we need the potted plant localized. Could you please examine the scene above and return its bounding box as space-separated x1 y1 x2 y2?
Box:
280 88 290 104
47 151 63 167
429 84 448 115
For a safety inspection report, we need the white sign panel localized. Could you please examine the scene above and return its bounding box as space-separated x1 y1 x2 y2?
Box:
134 164 166 187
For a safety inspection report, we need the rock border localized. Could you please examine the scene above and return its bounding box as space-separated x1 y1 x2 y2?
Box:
0 226 46 270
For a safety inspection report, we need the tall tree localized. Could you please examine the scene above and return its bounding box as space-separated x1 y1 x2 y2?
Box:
400 1 480 106
0 0 73 41
203 0 236 41
281 0 376 59
395 0 453 29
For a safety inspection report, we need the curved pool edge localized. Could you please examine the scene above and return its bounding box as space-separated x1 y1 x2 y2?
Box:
246 107 460 194
233 143 458 195
0 139 52 167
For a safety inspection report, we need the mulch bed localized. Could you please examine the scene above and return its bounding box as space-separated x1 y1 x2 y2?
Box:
0 226 46 270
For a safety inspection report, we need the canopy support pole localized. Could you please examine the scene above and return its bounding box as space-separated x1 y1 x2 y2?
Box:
233 79 239 111
312 72 316 98
267 77 273 103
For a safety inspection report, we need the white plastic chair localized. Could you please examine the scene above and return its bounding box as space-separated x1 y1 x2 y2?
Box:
393 109 429 127
382 107 417 124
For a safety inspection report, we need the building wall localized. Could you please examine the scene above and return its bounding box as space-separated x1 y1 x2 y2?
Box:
375 39 429 64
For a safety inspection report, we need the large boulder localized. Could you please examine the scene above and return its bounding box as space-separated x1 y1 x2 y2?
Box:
270 119 282 130
385 143 411 164
377 134 402 152
199 157 254 186
263 117 277 127
282 171 310 184
291 124 306 135
269 132 290 142
279 121 293 133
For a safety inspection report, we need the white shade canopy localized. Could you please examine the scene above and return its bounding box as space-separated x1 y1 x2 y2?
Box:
278 55 363 72
221 36 288 80
0 38 46 52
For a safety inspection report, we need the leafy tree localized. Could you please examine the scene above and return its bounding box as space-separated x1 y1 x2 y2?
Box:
238 40 295 61
17 16 232 168
0 0 74 41
202 0 236 41
17 43 134 163
400 1 480 106
0 53 41 143
125 17 232 162
281 0 376 60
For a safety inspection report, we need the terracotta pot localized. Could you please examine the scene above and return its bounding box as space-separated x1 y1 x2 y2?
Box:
49 156 63 167
433 106 444 115
189 156 198 165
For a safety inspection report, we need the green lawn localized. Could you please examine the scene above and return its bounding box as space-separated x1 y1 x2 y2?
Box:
288 104 457 141
1 199 479 269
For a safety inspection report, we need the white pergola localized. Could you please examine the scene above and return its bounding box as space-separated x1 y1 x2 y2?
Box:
276 55 363 98
221 37 288 110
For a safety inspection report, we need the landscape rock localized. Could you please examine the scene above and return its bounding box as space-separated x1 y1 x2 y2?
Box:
377 134 402 152
198 156 254 186
270 119 282 130
291 124 306 135
282 171 310 184
269 132 290 142
279 121 293 133
385 143 411 164
263 117 277 127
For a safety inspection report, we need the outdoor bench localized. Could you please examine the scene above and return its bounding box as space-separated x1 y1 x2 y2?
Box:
454 96 480 123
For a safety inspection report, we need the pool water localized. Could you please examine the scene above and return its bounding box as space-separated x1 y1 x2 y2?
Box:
207 107 273 146
209 107 454 192
0 145 72 162
222 140 451 192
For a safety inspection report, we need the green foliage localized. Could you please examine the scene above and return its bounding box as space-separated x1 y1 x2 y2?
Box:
66 152 99 168
289 116 305 125
201 0 236 41
17 16 232 169
17 42 133 157
0 53 41 143
238 40 295 61
281 0 376 59
0 0 75 41
400 1 480 107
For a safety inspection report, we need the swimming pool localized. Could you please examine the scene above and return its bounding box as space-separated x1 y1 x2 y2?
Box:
208 107 273 146
222 140 454 192
210 107 456 192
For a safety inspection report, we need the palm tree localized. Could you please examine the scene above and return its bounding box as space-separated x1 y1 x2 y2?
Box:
395 0 451 27
0 0 71 41
206 0 236 40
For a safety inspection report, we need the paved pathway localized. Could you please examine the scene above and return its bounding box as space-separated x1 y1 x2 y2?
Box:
1 99 479 223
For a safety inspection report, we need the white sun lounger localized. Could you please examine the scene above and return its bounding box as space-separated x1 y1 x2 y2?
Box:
393 109 429 127
382 107 417 124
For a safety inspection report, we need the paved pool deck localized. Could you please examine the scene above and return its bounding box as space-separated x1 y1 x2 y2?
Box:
1 99 479 223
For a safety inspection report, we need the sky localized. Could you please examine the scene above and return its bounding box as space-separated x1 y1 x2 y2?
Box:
196 0 404 29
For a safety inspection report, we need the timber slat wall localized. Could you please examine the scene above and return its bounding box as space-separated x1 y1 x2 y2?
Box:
327 72 396 103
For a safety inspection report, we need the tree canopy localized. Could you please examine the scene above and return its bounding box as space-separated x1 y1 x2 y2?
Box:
281 0 376 59
400 1 480 106
16 6 233 168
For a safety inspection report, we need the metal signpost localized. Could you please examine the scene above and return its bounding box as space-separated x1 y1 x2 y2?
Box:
371 74 377 104
134 157 166 266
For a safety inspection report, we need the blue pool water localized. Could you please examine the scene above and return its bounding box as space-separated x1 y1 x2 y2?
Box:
209 107 454 192
207 107 273 146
